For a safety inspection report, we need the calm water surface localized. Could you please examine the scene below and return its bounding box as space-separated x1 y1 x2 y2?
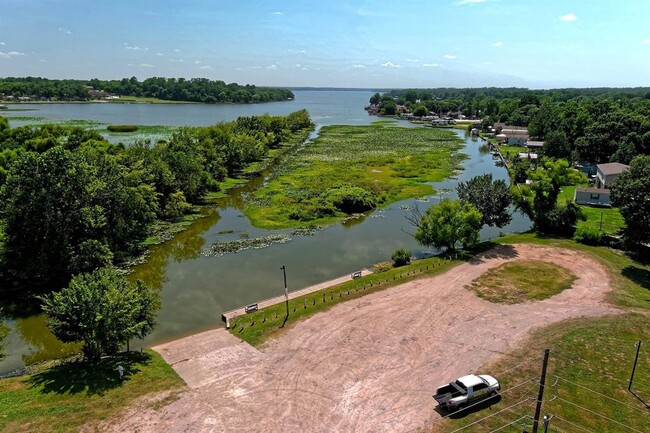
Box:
0 91 531 374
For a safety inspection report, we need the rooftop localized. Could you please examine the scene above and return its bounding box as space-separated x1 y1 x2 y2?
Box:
597 162 629 176
576 187 610 194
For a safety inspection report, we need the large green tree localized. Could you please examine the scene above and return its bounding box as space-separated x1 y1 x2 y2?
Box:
412 199 482 252
456 174 513 228
610 155 650 245
40 267 159 362
0 146 156 283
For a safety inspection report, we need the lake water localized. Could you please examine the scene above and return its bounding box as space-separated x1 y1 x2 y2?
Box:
0 91 531 374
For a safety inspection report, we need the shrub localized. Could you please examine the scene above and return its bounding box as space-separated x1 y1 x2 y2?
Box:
325 186 376 214
392 248 411 267
107 124 138 132
573 226 604 245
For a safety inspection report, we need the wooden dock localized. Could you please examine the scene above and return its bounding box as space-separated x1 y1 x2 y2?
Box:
221 269 372 328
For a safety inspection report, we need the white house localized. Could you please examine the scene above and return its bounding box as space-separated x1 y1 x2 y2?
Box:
596 162 629 189
574 187 611 207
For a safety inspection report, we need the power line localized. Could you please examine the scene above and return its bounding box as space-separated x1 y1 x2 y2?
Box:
486 415 531 433
448 397 535 433
498 377 538 396
551 395 645 433
552 415 595 433
552 375 650 414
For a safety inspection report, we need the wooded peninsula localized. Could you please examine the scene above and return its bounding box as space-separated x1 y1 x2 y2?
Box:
0 77 294 104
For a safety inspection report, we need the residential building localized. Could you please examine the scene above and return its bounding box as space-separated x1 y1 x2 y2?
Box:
595 163 629 189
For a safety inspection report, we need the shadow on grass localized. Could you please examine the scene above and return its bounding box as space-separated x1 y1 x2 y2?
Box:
433 394 502 418
27 351 151 396
465 243 519 264
622 266 650 292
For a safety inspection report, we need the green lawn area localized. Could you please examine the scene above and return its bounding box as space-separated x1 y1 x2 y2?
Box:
244 124 465 229
498 144 528 157
468 259 576 303
0 350 185 433
559 186 626 235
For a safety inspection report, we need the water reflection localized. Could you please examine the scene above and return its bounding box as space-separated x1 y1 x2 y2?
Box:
130 207 220 290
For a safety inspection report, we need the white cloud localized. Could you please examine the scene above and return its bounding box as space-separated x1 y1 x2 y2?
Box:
266 64 278 70
156 52 163 56
0 42 5 46
381 61 403 68
406 58 419 62
139 63 154 68
199 65 212 70
0 51 25 59
39 59 46 63
194 60 202 64
443 54 457 59
560 13 577 21
58 27 72 34
174 48 181 52
483 61 493 65
422 63 439 67
642 38 650 45
491 41 503 47
353 64 366 68
272 11 283 15
456 0 487 5
289 49 306 54
169 58 184 63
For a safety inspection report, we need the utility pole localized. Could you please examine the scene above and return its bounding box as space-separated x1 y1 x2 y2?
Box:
281 265 289 319
629 341 642 391
532 349 550 433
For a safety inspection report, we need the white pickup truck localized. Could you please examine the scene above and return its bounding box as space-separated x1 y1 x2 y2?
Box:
433 374 500 411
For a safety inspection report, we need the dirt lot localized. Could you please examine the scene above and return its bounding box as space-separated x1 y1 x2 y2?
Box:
97 244 616 433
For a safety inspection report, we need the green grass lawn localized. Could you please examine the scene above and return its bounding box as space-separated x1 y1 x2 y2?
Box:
468 259 576 303
558 186 626 235
244 124 465 229
0 350 185 433
498 144 529 157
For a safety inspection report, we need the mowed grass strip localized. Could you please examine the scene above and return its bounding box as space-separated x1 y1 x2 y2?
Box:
229 256 462 346
0 350 185 433
468 259 577 303
244 124 465 229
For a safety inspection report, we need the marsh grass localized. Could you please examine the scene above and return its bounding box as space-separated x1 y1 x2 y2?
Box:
244 124 465 229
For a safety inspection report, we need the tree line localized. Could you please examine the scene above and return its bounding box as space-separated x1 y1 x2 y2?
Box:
0 76 295 104
0 109 314 287
371 87 650 165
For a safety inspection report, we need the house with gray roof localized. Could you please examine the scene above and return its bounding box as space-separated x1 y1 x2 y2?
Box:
596 162 629 189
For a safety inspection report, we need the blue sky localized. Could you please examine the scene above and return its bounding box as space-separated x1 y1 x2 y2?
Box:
1 0 649 88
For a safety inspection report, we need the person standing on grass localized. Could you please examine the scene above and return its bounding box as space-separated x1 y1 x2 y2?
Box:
117 365 124 381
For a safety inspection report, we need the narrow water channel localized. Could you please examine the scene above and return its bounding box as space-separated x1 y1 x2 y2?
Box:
0 114 531 376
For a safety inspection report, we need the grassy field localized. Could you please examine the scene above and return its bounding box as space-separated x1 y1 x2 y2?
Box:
559 186 626 235
244 124 465 229
0 350 185 433
229 256 462 346
498 144 529 157
420 233 650 433
468 259 576 303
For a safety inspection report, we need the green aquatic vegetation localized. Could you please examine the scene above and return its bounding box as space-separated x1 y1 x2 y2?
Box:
245 124 465 229
203 234 291 257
